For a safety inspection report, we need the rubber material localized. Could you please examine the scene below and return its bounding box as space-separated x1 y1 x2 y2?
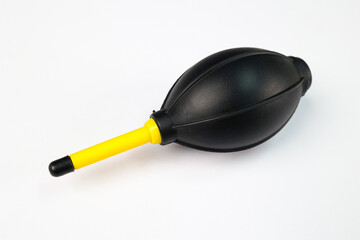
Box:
150 109 176 145
152 48 312 151
49 155 74 177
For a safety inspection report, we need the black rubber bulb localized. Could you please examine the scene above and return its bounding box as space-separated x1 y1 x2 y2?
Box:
49 47 311 177
150 48 311 151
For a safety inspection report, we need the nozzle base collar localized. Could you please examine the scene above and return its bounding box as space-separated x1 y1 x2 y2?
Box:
151 110 176 145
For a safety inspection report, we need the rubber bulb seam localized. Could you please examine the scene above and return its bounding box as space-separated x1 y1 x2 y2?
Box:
172 78 304 129
165 51 284 113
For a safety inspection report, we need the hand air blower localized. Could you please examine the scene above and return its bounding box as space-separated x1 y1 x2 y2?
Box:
49 48 312 177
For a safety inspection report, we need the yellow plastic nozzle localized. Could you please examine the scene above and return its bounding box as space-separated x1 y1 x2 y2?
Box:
70 118 161 169
49 118 161 176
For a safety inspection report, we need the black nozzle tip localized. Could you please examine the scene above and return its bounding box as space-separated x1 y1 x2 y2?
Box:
49 156 75 177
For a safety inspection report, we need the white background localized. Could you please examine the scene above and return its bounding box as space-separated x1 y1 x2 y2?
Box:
0 0 359 239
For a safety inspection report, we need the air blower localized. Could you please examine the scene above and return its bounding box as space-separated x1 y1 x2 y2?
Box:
49 48 312 177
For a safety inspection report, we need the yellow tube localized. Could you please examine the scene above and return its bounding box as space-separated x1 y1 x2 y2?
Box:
70 118 161 169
